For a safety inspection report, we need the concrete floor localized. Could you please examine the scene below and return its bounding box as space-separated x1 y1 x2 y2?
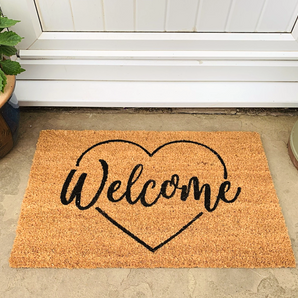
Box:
1 108 298 298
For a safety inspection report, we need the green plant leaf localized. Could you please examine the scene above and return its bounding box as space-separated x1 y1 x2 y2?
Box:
0 45 17 56
0 68 7 92
0 17 20 29
0 31 23 46
0 60 25 75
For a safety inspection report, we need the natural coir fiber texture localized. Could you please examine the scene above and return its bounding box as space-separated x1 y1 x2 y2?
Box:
9 130 296 268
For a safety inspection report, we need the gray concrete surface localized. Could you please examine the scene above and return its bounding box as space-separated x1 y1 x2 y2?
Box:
1 108 298 298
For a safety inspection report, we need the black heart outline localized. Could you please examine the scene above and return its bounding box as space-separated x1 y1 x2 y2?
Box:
76 139 228 252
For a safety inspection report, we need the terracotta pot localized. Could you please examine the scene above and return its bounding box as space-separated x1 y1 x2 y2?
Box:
0 75 20 158
288 120 298 170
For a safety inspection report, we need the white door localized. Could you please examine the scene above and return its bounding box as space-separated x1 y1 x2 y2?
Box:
2 0 298 107
34 0 298 33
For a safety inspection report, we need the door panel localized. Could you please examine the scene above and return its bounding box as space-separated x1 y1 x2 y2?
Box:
225 0 265 32
70 0 105 31
165 0 199 31
195 0 232 32
136 0 167 31
34 0 298 32
103 0 135 31
257 0 298 32
35 0 74 31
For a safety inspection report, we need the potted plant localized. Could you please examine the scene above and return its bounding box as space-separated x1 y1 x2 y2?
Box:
0 9 25 158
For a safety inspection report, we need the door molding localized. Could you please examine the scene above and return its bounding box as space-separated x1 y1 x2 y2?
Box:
20 31 298 52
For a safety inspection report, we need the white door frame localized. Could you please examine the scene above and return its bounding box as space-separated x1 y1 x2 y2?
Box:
2 0 298 107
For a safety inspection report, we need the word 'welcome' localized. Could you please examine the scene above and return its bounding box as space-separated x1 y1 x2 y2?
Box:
61 159 241 212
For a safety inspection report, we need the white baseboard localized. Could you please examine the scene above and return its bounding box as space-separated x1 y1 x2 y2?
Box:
16 80 298 107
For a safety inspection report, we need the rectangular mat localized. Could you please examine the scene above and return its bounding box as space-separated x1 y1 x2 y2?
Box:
9 130 296 268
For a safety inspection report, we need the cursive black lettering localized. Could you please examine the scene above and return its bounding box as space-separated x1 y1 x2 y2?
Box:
179 177 211 202
60 159 108 210
61 160 241 211
160 174 179 199
217 181 241 204
107 180 122 202
205 181 241 212
122 164 143 205
138 180 162 207
61 169 87 205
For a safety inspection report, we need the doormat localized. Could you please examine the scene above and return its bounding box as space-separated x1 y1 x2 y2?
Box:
9 130 296 268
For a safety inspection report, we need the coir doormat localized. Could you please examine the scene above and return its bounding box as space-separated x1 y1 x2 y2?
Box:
10 130 295 268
